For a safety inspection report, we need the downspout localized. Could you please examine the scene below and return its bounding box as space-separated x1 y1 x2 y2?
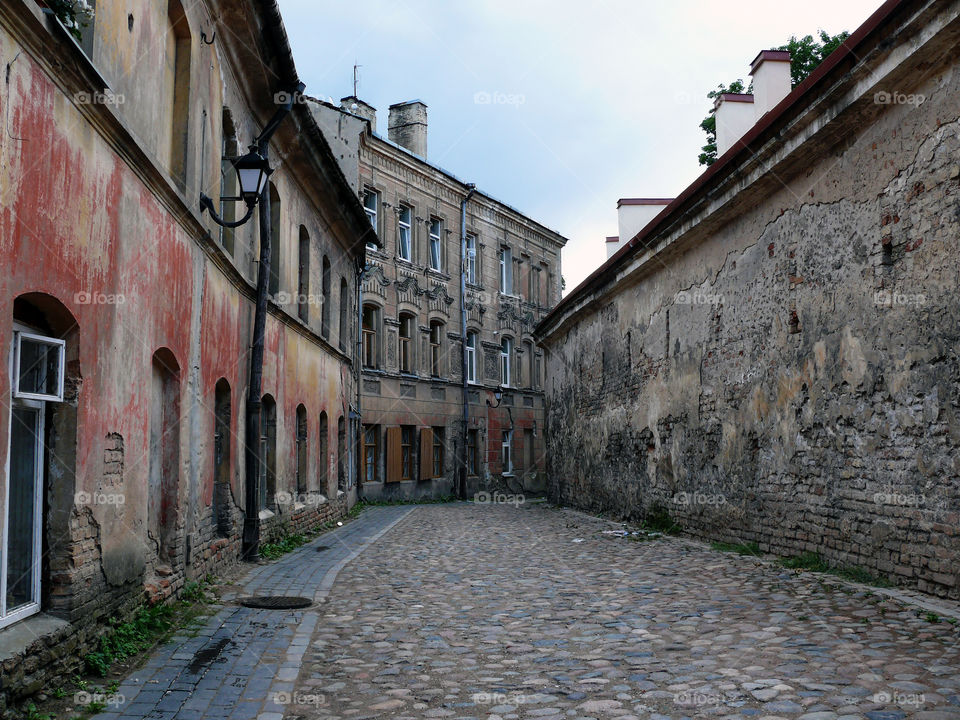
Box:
458 184 477 500
355 256 367 498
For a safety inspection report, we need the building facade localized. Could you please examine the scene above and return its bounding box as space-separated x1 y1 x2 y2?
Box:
0 0 372 711
312 98 567 500
536 0 960 598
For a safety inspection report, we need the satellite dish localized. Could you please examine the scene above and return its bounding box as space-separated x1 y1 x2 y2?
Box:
351 103 359 111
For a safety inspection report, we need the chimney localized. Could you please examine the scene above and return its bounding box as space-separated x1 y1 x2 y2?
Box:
713 93 754 157
340 95 377 132
616 198 673 251
750 50 792 120
605 236 620 260
388 100 428 157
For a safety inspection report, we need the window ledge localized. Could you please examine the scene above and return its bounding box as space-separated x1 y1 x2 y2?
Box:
258 508 276 521
0 613 69 663
426 268 450 281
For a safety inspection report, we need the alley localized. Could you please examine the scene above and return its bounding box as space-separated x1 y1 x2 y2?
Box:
97 503 960 720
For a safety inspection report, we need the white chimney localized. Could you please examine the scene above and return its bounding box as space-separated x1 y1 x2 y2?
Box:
616 198 673 252
605 236 620 259
714 93 754 157
750 50 792 120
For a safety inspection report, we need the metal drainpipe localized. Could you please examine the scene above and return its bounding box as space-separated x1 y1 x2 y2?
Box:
458 184 477 500
355 257 367 498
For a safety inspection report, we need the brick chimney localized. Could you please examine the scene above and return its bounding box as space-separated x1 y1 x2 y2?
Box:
713 93 755 157
388 100 427 157
340 96 377 132
750 50 792 120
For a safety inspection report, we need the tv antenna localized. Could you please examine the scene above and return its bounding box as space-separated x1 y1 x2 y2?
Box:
353 62 361 97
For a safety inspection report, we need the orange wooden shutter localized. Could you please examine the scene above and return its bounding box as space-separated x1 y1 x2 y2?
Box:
386 427 402 483
419 428 434 480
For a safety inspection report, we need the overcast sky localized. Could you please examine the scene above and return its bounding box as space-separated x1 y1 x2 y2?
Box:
279 0 881 295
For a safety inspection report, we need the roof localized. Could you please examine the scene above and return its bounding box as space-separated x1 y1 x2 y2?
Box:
535 0 910 339
617 198 674 207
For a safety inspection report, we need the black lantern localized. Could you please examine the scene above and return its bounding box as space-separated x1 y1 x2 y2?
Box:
232 147 272 207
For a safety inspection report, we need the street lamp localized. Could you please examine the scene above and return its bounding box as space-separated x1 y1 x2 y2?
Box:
199 145 273 228
486 386 505 408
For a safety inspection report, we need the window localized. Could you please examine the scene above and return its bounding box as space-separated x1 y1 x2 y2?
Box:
362 304 380 369
319 411 329 491
269 183 281 296
500 336 513 387
401 425 414 480
524 428 535 477
399 313 415 374
467 429 479 476
363 188 379 247
259 395 277 510
166 0 191 188
465 234 477 285
339 278 348 352
398 205 412 261
432 427 445 477
337 416 346 491
362 424 379 483
499 246 513 294
295 404 308 495
13 332 65 402
298 226 310 322
529 268 540 306
219 108 238 255
466 330 477 384
321 256 331 339
429 321 443 377
213 379 231 538
546 272 553 305
150 349 181 563
429 218 443 271
502 429 513 475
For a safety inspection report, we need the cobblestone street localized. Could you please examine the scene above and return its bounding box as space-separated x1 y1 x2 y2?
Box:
100 503 960 720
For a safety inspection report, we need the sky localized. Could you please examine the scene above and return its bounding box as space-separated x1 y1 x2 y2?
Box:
278 0 882 295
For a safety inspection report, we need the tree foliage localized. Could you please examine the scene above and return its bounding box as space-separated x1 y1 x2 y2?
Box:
698 30 850 166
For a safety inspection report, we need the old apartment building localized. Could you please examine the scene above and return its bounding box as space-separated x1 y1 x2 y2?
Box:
0 0 374 709
312 97 567 499
537 0 960 598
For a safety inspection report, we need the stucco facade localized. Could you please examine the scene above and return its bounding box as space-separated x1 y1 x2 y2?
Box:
0 0 372 712
536 0 960 598
311 98 567 500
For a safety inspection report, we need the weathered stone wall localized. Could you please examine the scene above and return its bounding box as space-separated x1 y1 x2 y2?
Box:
540 4 960 598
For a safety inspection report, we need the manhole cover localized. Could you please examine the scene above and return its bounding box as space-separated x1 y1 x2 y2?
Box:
238 595 313 609
316 545 330 552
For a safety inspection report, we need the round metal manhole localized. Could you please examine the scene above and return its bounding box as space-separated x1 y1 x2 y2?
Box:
238 595 313 609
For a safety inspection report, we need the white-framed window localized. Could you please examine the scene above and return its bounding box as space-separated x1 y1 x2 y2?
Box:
13 332 65 402
397 205 412 261
363 188 379 249
466 330 477 384
3 325 65 629
500 336 513 387
499 246 513 294
502 429 513 476
429 320 444 377
465 234 477 285
429 218 443 271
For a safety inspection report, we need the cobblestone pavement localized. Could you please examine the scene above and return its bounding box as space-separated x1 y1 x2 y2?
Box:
292 503 960 720
93 505 412 720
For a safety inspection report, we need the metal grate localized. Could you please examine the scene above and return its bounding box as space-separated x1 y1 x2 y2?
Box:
238 595 313 609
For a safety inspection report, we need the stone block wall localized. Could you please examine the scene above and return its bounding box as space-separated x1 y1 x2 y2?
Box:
539 5 960 599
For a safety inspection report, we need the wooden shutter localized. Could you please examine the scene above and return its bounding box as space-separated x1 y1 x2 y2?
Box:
386 427 402 483
419 428 434 480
